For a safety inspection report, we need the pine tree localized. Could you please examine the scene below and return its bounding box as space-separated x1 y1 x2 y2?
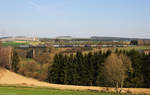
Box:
80 53 90 85
12 50 20 72
141 54 150 88
26 49 33 58
96 51 106 86
105 49 112 57
75 51 83 85
126 49 144 87
48 54 60 83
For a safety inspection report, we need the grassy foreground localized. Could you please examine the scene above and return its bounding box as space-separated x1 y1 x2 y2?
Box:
0 86 132 95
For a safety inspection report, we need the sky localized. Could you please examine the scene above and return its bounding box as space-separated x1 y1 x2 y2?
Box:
0 0 150 38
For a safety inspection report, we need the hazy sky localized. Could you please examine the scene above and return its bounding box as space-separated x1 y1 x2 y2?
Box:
0 0 150 38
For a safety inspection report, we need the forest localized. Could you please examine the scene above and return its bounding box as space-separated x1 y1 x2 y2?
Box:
48 49 150 89
0 42 150 90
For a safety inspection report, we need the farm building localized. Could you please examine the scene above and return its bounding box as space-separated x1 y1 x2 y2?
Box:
138 40 150 46
144 49 150 55
139 49 150 55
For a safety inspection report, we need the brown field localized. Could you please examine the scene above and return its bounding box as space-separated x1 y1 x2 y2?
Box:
0 68 150 95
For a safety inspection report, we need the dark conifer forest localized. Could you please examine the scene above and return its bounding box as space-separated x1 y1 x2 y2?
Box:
48 50 150 88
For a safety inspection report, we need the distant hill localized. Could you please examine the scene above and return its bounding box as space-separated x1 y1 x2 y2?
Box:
91 36 150 41
1 36 150 42
0 36 39 42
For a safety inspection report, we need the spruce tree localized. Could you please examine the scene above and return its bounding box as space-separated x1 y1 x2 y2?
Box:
141 54 150 88
127 49 144 87
12 50 20 72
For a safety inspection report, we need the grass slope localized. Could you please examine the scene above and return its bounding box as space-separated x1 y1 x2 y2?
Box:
0 86 132 95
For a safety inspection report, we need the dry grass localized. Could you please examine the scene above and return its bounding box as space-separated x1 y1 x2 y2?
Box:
0 68 149 95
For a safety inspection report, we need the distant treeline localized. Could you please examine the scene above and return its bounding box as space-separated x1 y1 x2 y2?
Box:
48 50 150 88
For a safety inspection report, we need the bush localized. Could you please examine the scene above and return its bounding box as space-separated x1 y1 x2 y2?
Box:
17 59 50 81
38 63 50 81
17 59 40 78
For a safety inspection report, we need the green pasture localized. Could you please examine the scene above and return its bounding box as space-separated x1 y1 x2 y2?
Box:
118 46 150 51
0 86 133 95
2 42 28 47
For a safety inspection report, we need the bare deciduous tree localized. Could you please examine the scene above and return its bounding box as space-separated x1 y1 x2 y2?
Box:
103 53 132 93
0 42 12 69
119 54 133 92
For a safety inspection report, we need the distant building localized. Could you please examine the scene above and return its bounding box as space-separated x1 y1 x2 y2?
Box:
138 40 150 46
139 49 150 55
144 50 150 55
33 37 39 41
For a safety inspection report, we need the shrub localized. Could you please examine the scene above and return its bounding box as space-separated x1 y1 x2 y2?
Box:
17 59 40 78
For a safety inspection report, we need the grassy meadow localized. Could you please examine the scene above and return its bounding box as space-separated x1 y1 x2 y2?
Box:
0 86 133 95
118 46 150 51
2 41 28 47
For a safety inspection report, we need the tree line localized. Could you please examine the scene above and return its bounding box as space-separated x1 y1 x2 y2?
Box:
48 50 111 86
48 49 150 89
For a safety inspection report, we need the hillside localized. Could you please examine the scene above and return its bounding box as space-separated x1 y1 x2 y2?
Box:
0 68 150 95
91 36 150 41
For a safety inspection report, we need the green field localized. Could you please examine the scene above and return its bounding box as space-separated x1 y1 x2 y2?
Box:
118 46 150 50
0 86 132 95
2 42 28 47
